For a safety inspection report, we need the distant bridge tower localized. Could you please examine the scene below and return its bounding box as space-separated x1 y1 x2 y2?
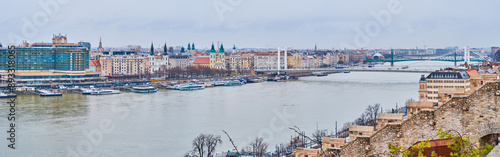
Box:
284 47 288 70
277 47 289 75
391 49 394 66
464 46 470 64
454 50 457 67
277 47 281 75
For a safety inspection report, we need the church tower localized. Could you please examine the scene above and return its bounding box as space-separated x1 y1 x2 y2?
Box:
218 43 225 69
418 75 428 102
209 43 216 69
98 37 104 52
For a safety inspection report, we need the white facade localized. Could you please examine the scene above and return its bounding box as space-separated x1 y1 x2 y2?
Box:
253 53 286 70
149 55 169 73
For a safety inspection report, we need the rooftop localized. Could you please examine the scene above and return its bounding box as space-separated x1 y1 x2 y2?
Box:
349 125 374 132
377 113 404 120
193 56 210 64
426 71 470 79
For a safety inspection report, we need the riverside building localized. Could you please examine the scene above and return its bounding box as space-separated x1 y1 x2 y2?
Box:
0 35 105 86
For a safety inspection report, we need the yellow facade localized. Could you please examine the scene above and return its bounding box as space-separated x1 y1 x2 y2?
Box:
288 53 302 69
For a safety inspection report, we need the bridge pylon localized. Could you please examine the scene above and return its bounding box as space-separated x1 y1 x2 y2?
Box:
391 49 394 66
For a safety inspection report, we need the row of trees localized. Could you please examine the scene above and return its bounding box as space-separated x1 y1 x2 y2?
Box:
153 65 233 79
185 134 223 157
185 134 269 157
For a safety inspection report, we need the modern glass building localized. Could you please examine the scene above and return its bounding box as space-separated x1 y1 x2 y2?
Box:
0 42 89 71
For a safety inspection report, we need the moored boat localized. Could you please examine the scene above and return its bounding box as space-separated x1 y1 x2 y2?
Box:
224 80 245 86
313 72 328 77
247 78 264 83
213 81 226 86
178 83 205 91
0 92 16 98
38 89 62 96
90 89 122 95
203 82 214 88
130 86 158 93
81 88 96 95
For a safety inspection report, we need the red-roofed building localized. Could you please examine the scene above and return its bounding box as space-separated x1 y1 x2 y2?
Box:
89 60 101 72
193 56 210 67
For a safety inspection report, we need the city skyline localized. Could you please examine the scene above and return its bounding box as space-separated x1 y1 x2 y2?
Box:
1 0 499 49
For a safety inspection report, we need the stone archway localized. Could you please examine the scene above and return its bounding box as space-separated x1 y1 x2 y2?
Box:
480 134 499 147
477 122 500 139
476 122 500 147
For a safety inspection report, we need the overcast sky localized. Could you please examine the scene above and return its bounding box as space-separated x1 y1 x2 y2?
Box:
1 0 499 49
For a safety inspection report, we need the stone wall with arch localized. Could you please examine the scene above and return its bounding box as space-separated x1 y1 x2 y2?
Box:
339 81 500 156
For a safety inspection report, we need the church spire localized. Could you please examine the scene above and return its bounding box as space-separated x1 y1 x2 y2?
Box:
210 42 216 53
188 43 191 50
163 42 167 54
99 37 102 48
192 43 195 50
98 37 103 52
150 41 155 56
219 43 224 53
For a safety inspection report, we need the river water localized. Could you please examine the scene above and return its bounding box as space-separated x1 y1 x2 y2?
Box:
0 61 456 156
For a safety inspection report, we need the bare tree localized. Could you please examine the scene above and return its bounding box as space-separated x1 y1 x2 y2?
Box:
312 129 328 148
365 103 381 125
250 137 268 157
191 134 223 157
192 134 206 157
205 134 222 157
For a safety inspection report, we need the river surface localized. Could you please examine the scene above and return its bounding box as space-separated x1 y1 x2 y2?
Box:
0 61 456 156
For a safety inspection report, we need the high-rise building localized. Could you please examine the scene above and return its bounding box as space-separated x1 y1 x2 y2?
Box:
492 47 499 56
78 41 91 51
0 35 89 71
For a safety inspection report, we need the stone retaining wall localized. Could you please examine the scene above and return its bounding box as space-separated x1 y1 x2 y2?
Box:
339 81 500 156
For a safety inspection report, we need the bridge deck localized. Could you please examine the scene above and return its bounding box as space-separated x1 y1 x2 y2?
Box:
255 69 434 73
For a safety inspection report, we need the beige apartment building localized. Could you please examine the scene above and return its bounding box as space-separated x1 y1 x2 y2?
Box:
288 53 302 69
112 56 150 75
169 55 192 69
228 53 241 70
425 71 470 105
99 56 150 76
240 53 254 70
407 69 498 118
100 58 113 76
